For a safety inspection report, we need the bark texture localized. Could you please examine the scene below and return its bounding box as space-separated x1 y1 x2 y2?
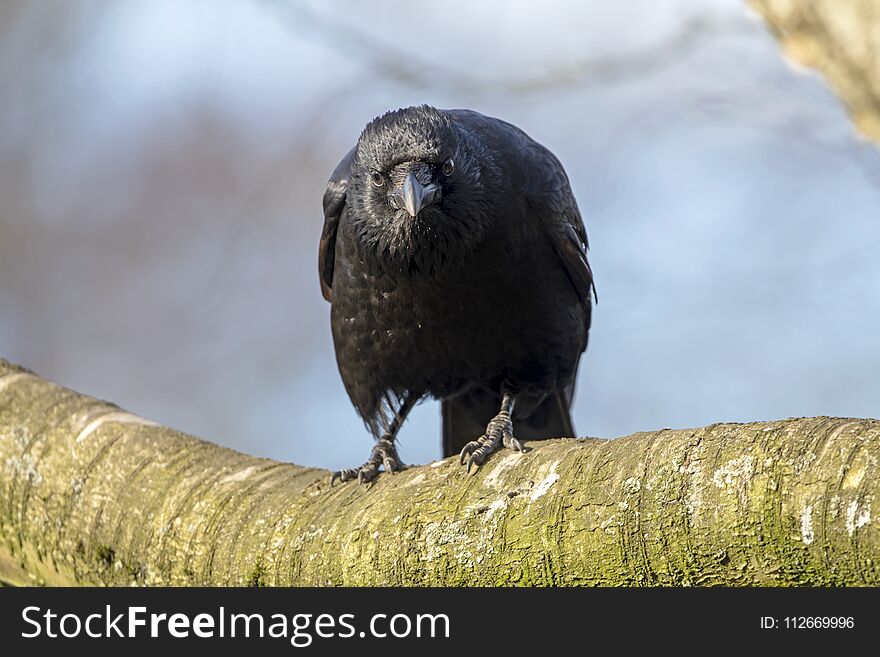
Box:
1 358 878 586
750 0 880 143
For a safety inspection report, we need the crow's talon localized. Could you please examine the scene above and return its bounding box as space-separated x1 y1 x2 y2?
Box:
459 411 520 472
330 467 362 486
504 434 524 452
459 441 479 464
331 436 403 485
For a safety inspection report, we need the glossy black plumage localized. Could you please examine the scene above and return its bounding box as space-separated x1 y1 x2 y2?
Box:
319 106 594 481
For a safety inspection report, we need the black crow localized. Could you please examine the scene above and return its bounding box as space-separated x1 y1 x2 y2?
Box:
319 106 595 483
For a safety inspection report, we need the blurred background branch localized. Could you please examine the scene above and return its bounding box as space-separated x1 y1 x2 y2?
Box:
750 0 880 145
266 1 752 96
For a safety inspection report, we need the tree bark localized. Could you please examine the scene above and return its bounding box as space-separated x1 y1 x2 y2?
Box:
750 0 880 144
1 357 877 586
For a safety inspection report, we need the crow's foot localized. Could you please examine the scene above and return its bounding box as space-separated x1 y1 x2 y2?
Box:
459 410 523 473
331 437 403 485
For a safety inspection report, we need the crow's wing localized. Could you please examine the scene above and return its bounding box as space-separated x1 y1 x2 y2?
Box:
524 141 596 310
516 134 596 313
318 146 357 302
439 148 589 448
445 110 595 433
450 110 596 312
505 123 595 418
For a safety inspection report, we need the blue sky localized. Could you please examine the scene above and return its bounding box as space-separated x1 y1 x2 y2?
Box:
2 0 879 470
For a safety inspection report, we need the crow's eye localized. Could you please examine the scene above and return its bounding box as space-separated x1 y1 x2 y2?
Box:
442 158 455 176
369 170 385 187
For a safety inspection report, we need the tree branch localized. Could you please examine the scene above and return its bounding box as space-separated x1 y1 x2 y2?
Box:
750 0 880 144
266 1 752 97
0 358 877 586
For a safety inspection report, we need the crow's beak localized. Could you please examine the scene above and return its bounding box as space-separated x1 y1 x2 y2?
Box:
396 172 440 218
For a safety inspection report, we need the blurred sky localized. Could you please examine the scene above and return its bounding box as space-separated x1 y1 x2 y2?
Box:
1 0 879 470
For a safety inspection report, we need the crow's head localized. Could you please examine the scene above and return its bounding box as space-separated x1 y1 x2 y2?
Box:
349 105 500 274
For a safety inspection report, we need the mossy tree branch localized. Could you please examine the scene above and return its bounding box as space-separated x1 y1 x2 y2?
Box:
0 358 877 586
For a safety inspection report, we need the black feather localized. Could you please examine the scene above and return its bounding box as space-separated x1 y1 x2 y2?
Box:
318 106 594 452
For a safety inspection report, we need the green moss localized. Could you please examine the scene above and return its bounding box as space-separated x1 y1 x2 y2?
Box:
248 561 268 587
96 544 115 568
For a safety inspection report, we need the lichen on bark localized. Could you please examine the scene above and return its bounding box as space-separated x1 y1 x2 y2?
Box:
0 358 877 586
